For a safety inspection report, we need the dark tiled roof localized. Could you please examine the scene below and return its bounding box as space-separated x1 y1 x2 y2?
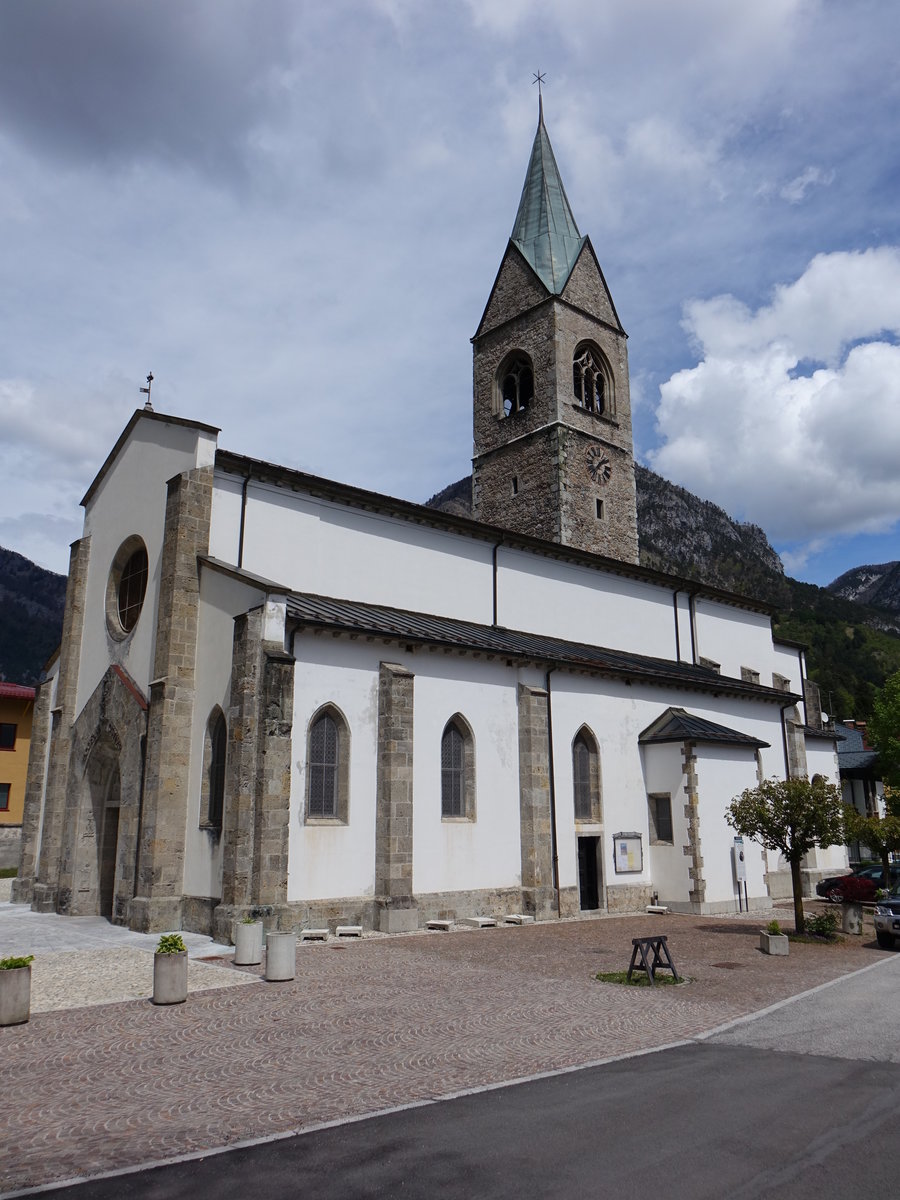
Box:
834 725 880 772
639 707 769 748
286 593 794 703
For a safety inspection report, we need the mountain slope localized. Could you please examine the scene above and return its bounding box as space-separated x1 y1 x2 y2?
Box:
0 547 66 685
829 562 900 616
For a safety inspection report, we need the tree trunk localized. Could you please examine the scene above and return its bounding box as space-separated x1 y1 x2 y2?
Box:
881 848 891 892
790 857 805 934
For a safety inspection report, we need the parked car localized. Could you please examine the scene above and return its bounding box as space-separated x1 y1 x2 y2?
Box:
817 864 900 903
873 891 900 949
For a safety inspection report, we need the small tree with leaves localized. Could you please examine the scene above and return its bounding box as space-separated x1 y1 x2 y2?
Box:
843 804 900 889
870 670 900 790
726 776 845 933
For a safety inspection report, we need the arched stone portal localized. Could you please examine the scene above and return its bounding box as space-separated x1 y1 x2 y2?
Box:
54 667 148 922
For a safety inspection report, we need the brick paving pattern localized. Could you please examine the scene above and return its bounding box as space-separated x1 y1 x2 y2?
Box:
1 911 889 1193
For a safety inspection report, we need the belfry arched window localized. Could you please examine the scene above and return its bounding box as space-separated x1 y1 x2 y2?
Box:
573 344 613 416
498 353 534 417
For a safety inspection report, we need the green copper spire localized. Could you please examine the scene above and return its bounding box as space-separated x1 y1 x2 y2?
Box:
510 98 585 294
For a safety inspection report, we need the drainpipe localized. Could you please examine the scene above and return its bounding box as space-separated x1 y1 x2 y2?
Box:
545 666 561 919
688 590 698 664
237 473 251 568
672 590 682 662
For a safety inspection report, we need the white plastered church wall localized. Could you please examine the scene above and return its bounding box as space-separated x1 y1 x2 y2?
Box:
697 745 767 905
77 420 216 716
693 598 777 682
411 657 521 896
288 636 380 904
497 548 678 659
214 477 494 625
640 740 691 902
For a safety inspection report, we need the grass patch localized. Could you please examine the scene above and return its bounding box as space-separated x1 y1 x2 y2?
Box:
0 868 17 879
595 970 687 988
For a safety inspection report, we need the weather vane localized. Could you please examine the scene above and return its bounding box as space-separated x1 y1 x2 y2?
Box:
532 70 546 97
139 372 154 411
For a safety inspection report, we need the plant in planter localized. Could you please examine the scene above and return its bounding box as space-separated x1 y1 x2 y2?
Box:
152 933 188 1005
234 914 264 966
0 954 34 1026
759 919 789 956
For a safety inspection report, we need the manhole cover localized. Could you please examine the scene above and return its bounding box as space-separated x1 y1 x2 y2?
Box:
711 962 743 970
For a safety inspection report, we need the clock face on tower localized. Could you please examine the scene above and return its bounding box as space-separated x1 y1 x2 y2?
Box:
586 446 612 485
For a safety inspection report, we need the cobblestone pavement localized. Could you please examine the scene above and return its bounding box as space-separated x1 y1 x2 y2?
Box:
1 904 893 1194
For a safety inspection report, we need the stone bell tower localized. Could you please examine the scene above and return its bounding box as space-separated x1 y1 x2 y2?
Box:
471 101 639 564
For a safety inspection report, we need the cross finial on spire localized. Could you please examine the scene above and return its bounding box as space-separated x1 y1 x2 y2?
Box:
532 70 546 118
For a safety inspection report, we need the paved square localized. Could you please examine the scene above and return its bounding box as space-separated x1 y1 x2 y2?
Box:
0 909 887 1194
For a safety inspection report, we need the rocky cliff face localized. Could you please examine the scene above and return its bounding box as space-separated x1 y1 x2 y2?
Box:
425 465 788 601
829 562 900 616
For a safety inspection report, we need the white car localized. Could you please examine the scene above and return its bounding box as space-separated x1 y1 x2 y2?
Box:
873 892 900 949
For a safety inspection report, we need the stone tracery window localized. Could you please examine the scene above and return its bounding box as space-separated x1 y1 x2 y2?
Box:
573 343 612 416
306 706 350 822
572 726 601 821
441 715 475 820
201 708 227 830
498 353 534 417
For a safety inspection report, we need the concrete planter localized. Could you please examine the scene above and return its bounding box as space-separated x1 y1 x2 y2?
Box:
841 901 863 935
759 931 789 956
234 920 264 965
152 951 188 1005
264 932 296 982
0 965 31 1026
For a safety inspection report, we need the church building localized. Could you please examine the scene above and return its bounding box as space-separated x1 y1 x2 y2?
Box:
13 106 844 937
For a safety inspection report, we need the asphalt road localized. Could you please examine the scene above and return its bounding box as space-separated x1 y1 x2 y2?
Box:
24 958 900 1200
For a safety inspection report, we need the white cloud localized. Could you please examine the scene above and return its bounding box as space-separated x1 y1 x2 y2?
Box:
780 165 835 203
649 248 900 556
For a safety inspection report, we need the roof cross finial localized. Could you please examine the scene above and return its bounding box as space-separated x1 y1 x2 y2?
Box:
139 371 154 411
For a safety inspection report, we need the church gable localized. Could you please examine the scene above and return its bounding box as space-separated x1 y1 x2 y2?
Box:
560 239 624 333
475 243 549 340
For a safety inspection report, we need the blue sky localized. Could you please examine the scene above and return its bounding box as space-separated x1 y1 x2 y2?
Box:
1 0 899 587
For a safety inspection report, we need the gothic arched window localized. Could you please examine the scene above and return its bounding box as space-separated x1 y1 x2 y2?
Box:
441 715 476 820
498 353 534 417
572 726 601 822
306 707 350 822
573 344 613 416
200 707 227 831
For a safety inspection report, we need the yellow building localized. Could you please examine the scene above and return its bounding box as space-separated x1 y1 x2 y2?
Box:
1 682 35 869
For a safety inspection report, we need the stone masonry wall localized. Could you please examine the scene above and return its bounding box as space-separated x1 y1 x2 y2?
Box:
131 466 212 932
516 683 556 919
374 662 418 933
213 607 293 943
476 243 549 339
682 742 706 908
32 536 91 914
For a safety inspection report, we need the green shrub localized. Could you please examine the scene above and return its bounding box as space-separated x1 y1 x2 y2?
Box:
0 955 34 970
765 919 782 936
156 933 187 955
805 910 839 938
